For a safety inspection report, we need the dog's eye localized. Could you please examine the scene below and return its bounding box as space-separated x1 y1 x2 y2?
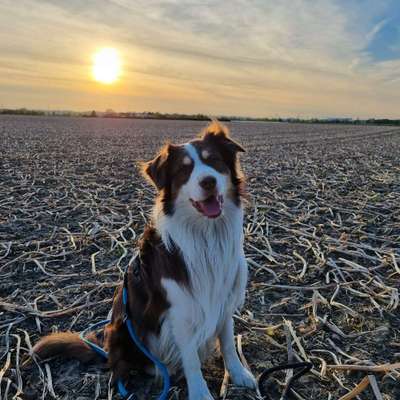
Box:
176 163 192 174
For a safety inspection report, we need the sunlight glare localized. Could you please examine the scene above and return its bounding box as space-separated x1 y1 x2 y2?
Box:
92 48 121 84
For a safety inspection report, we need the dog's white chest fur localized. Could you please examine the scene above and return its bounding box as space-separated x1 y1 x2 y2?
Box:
149 200 248 374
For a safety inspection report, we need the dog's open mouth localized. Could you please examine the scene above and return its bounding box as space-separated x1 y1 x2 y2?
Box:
190 195 224 218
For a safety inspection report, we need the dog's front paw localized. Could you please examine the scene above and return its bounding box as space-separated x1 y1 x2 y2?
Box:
188 379 215 400
190 393 214 400
229 366 257 389
188 388 214 400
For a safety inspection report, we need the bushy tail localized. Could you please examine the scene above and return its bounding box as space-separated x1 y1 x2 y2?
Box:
32 332 101 363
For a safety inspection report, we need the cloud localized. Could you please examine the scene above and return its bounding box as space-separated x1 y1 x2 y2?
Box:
366 18 389 43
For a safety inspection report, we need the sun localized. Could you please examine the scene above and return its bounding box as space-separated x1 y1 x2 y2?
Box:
92 48 121 84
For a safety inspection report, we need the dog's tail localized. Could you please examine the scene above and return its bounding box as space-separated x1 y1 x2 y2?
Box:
32 332 101 363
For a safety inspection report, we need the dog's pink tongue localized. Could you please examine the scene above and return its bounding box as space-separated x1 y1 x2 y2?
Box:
199 196 221 218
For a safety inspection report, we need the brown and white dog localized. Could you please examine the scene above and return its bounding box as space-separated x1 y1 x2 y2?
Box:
33 121 256 400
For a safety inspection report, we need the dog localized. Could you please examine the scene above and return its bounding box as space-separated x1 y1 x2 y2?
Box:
33 121 257 400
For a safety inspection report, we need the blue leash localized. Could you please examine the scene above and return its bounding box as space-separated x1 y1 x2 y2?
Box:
79 259 170 400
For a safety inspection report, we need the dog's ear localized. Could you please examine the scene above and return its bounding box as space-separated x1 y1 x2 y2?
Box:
141 144 175 190
201 120 245 153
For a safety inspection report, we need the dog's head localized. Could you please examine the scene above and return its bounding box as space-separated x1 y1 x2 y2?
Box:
142 121 245 219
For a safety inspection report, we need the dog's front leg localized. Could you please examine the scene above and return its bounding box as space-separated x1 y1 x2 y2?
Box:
163 279 214 399
218 316 257 389
177 339 214 400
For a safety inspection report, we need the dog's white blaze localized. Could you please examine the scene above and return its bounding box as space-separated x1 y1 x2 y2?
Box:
182 143 227 202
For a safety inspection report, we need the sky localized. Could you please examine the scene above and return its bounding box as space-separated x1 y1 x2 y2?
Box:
1 0 400 118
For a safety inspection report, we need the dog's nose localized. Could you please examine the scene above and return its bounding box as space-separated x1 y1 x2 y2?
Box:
199 176 217 191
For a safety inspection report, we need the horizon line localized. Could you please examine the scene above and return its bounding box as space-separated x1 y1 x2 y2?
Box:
1 106 399 121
